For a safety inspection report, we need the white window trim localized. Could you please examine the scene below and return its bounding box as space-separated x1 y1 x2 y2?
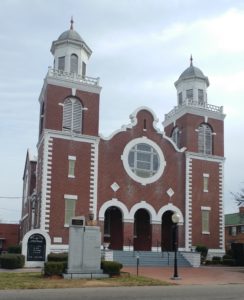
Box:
68 155 76 161
64 195 78 227
68 156 76 178
201 206 211 235
121 137 166 185
203 173 209 192
64 194 78 200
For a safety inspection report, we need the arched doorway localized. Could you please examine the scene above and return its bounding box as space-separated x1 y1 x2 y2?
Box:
134 209 151 251
161 210 174 251
104 206 123 250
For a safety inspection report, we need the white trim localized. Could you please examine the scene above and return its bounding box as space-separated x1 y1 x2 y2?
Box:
129 201 157 223
121 137 166 185
201 206 211 211
163 105 225 127
37 129 99 149
186 151 225 163
22 229 51 268
157 203 184 224
219 161 225 250
185 155 192 251
40 134 53 231
38 74 101 104
98 198 130 221
64 194 78 200
89 141 99 220
100 106 161 141
203 173 209 177
68 155 76 160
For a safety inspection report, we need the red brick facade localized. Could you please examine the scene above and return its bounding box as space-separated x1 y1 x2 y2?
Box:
20 25 225 255
0 224 20 252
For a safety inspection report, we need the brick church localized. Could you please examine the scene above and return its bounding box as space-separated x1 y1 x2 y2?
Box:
21 20 225 256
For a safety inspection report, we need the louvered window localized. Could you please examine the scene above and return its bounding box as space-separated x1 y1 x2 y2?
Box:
186 89 193 101
198 124 212 155
58 56 65 71
70 54 78 74
62 98 82 133
198 89 204 105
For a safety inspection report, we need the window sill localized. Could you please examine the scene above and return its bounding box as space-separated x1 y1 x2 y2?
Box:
68 175 75 179
203 190 208 193
202 231 210 235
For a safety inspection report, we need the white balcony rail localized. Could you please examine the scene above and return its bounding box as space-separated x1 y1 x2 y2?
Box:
165 98 223 120
47 67 100 86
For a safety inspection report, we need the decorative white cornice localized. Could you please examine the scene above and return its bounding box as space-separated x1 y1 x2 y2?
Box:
100 106 162 141
37 129 99 149
186 151 225 162
38 73 102 104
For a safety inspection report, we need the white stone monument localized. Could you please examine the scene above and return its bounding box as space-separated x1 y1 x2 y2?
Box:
64 216 108 279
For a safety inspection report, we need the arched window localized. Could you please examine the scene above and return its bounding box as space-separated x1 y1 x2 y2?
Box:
171 127 180 148
62 98 82 133
198 123 212 154
70 54 78 74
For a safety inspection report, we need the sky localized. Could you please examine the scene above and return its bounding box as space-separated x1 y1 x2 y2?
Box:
0 0 244 222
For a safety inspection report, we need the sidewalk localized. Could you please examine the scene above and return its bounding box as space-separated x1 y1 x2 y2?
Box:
122 266 244 285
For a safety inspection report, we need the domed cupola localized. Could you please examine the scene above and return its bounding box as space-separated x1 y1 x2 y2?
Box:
50 18 92 77
174 56 209 107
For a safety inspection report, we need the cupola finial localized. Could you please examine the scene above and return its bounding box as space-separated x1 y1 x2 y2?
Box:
190 54 193 66
70 16 74 30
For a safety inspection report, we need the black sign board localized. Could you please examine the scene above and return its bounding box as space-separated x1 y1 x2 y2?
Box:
27 233 46 261
72 218 84 226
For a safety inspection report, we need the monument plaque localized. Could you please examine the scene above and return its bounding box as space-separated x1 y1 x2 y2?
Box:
27 233 46 261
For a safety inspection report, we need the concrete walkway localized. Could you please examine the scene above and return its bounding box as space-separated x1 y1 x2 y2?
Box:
122 266 244 285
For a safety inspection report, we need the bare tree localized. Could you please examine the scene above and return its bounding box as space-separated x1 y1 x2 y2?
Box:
231 186 244 207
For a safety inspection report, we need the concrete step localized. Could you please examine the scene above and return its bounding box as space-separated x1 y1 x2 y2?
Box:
112 251 191 267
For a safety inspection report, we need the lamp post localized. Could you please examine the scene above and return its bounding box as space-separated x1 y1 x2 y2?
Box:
171 212 181 280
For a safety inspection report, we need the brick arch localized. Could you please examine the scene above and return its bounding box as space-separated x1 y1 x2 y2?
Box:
129 201 157 223
157 203 184 224
98 198 129 221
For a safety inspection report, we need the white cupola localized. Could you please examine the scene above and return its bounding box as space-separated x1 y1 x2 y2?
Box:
174 56 209 107
50 18 92 77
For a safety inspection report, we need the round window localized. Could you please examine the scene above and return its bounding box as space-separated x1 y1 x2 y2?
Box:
122 138 166 185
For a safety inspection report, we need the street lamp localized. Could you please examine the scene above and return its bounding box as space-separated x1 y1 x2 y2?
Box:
171 212 181 280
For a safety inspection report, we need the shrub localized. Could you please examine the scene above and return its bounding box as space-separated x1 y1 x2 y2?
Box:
223 254 232 260
212 256 221 262
195 245 208 263
0 254 25 269
8 245 21 254
47 252 68 262
222 259 235 266
101 260 123 276
44 261 67 276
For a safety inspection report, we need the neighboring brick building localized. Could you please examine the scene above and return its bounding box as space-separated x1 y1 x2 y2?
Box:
225 206 244 250
0 223 20 253
20 21 226 256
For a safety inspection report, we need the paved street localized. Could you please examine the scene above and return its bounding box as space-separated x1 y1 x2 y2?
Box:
0 285 243 300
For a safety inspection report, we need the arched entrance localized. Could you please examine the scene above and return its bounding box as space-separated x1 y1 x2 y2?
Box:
161 210 174 251
104 206 123 250
134 209 151 251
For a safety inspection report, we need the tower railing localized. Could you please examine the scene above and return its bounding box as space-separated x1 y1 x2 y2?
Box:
47 67 100 86
164 98 224 120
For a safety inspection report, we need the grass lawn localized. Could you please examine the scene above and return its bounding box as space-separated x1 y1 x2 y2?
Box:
0 272 171 290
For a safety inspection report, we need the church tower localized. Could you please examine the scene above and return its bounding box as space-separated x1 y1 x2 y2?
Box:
35 19 101 247
163 57 225 254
